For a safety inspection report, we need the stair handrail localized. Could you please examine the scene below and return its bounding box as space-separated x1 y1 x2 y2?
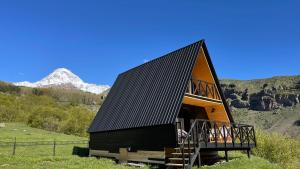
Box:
180 119 201 168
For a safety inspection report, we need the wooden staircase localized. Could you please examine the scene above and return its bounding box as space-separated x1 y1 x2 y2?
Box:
166 119 257 168
166 146 199 169
166 121 203 169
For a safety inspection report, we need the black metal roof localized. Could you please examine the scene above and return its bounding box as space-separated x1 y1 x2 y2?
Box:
88 40 233 133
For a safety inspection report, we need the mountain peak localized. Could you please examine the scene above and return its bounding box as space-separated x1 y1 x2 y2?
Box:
39 68 84 86
53 68 75 75
14 68 109 94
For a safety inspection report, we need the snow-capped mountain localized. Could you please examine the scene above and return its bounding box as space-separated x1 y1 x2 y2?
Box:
14 68 110 94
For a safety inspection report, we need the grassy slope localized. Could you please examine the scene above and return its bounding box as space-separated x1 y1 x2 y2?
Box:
221 75 300 137
0 153 279 169
0 156 149 169
199 152 280 169
232 104 300 137
0 123 87 157
0 123 279 169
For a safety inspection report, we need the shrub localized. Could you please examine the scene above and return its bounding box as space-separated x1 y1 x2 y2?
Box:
59 107 95 137
27 107 66 131
0 81 21 94
252 130 300 169
32 88 44 96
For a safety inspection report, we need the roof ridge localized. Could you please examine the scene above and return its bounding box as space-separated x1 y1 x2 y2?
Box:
118 39 204 76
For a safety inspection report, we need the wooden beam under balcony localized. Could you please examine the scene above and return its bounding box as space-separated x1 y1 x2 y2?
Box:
183 95 222 107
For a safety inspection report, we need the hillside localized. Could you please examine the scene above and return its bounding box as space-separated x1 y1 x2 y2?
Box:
220 75 300 137
0 123 147 169
0 81 104 137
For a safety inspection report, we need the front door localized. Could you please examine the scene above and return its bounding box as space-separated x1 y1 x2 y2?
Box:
178 104 209 132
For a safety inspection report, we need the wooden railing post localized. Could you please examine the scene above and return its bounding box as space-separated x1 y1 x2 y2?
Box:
188 79 192 94
204 122 208 148
196 123 199 147
240 126 243 147
247 127 250 147
187 137 191 164
222 123 227 148
205 82 208 97
199 80 202 96
211 85 215 99
253 127 257 146
231 125 235 147
214 122 217 147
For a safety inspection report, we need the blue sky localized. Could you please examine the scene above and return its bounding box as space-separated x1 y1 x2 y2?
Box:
0 0 299 86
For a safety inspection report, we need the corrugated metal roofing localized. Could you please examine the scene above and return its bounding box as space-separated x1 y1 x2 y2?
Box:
88 40 203 132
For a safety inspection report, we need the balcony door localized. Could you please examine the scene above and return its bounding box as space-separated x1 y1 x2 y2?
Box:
178 104 208 132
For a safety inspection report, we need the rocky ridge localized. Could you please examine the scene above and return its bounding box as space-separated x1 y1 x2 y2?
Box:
221 80 300 111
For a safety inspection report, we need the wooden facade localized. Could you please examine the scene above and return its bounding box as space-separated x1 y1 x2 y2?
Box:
88 40 255 168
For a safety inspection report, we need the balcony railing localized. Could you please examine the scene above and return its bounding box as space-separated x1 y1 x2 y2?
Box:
186 79 221 101
175 119 256 168
176 119 256 148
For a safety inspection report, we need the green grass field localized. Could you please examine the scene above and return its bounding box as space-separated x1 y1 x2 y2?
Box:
0 123 280 169
0 123 86 141
0 123 88 157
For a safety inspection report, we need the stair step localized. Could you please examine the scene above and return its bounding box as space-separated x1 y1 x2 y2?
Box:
171 152 194 156
178 142 197 146
175 147 195 152
166 163 188 167
174 147 195 150
169 157 189 161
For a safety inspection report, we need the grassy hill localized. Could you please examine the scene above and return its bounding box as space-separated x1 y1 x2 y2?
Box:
0 123 280 169
220 75 300 137
0 81 102 137
231 105 300 137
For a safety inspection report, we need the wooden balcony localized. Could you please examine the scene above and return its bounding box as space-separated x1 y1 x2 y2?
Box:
185 79 221 103
171 120 256 168
176 120 256 150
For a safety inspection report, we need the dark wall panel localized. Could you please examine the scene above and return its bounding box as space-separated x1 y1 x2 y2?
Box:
89 125 177 153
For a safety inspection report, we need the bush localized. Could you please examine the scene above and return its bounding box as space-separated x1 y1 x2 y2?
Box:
252 130 300 169
27 107 66 131
32 88 44 96
0 91 95 137
0 81 20 94
59 107 94 137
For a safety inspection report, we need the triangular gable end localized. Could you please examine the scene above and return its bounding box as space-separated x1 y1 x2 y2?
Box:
178 42 234 123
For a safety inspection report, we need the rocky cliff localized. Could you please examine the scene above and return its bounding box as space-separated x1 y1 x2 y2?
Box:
221 76 300 111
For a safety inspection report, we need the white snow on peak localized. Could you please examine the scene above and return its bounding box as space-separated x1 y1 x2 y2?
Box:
14 68 110 94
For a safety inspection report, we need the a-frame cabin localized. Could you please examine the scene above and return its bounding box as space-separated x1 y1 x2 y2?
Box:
88 40 256 168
